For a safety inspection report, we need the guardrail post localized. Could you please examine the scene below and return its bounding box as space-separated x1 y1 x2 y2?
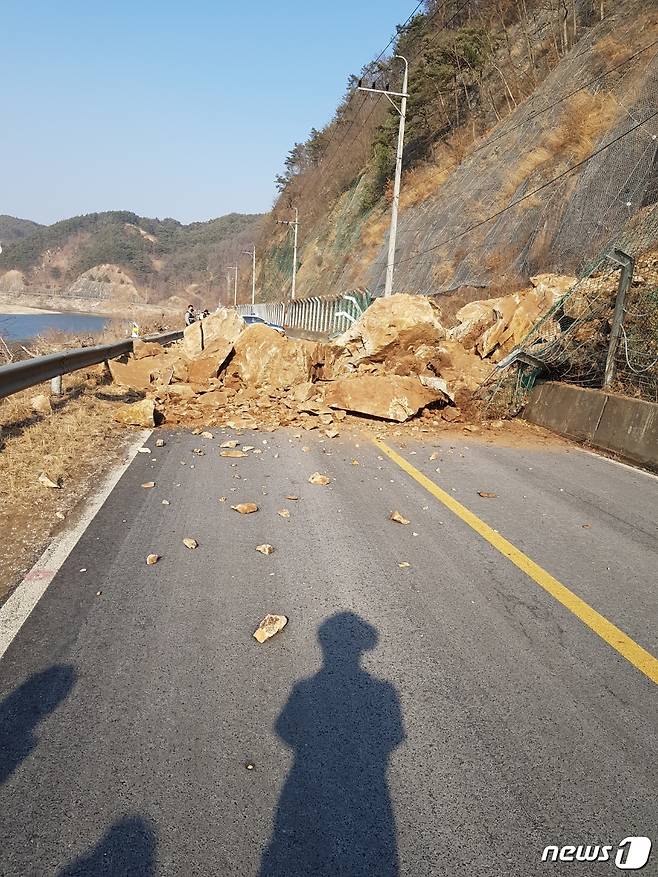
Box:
603 249 634 388
51 375 62 395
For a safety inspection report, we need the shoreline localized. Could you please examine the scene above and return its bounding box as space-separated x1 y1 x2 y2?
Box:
0 304 64 315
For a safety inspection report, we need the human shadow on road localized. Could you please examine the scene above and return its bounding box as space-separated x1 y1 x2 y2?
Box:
260 612 405 877
56 815 157 876
0 663 76 785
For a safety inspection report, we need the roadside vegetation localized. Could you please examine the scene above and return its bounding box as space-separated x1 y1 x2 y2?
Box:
0 347 142 604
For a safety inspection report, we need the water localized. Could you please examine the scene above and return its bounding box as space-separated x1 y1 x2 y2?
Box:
0 312 109 342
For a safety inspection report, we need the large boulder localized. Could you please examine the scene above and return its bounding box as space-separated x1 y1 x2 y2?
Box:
425 340 492 394
132 339 166 360
476 284 565 360
108 353 175 391
113 398 157 427
448 298 502 349
185 342 234 383
324 374 449 422
182 309 245 360
334 294 446 363
228 324 320 388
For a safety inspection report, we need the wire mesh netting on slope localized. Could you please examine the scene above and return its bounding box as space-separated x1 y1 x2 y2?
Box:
482 202 658 414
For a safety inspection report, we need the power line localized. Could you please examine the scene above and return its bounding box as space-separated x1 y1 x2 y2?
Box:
395 111 658 266
471 38 658 158
313 0 468 191
308 0 428 165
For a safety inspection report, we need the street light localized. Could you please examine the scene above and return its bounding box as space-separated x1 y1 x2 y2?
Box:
358 55 408 297
276 207 299 300
226 266 238 307
242 245 256 307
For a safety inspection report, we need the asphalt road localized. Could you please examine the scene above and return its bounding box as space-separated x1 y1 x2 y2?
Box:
0 427 656 876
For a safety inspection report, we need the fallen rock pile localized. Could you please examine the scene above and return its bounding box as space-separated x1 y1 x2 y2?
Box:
109 277 589 432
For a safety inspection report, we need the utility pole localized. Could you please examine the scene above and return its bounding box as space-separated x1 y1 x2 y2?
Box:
358 55 408 297
276 207 299 300
227 266 238 306
242 245 256 306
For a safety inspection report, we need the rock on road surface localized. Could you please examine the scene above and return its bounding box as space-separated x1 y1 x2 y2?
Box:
0 427 656 876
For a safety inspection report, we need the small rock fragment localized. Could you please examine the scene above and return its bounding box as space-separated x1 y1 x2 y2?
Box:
183 538 198 549
38 472 60 489
477 492 497 498
192 448 205 456
161 500 170 505
155 439 166 447
286 495 299 501
277 509 290 518
256 544 274 555
137 447 152 454
232 502 259 514
219 496 228 503
220 440 239 448
146 554 160 565
142 481 156 489
242 445 255 452
253 614 288 643
309 472 330 486
220 449 248 458
398 562 411 568
389 511 410 525
201 431 214 439
31 394 52 416
429 452 440 461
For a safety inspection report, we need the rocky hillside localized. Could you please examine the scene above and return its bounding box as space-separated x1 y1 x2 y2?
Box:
0 211 263 312
256 0 658 303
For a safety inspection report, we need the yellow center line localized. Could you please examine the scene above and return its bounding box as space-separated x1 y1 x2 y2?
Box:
374 438 658 685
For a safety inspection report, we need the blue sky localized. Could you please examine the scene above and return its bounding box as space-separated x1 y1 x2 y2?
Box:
2 0 414 225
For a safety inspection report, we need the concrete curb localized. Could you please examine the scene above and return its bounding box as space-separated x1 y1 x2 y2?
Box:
523 382 658 472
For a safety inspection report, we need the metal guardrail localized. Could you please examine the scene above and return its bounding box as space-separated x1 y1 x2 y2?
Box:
235 290 372 336
0 330 183 400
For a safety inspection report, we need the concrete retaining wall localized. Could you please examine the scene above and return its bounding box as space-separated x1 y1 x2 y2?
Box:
523 382 658 471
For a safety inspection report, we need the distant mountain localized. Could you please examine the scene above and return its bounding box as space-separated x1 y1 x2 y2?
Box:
0 210 263 306
0 215 43 245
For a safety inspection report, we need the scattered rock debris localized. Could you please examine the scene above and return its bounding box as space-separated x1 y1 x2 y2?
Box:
146 553 160 565
389 511 410 525
256 544 275 555
183 538 198 550
104 294 538 435
253 614 288 643
308 473 331 486
142 481 155 489
232 502 258 514
477 491 497 498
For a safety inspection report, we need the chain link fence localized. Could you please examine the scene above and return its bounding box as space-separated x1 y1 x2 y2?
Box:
483 202 658 413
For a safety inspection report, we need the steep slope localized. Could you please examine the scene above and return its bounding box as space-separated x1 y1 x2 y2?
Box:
256 0 658 303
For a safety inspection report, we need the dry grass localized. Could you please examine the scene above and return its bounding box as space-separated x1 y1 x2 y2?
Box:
498 91 619 203
0 367 134 603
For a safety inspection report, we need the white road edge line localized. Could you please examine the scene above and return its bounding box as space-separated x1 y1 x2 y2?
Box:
578 446 658 482
0 429 153 662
